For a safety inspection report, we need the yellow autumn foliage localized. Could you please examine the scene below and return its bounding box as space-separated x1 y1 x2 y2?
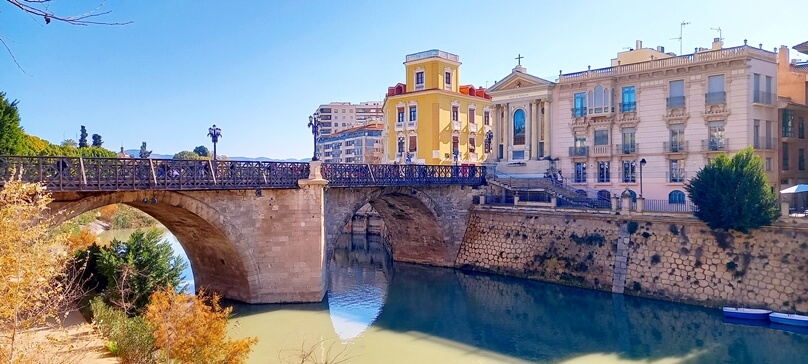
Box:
144 287 257 364
0 178 94 363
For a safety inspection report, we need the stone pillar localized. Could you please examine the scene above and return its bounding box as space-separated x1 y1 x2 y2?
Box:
551 194 557 207
513 193 520 205
505 103 511 160
288 163 329 302
621 192 631 211
637 197 645 212
479 195 486 205
611 195 619 211
781 201 790 216
544 99 552 158
526 101 532 160
532 100 540 160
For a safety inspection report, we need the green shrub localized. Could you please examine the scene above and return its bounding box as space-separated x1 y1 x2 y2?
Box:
627 221 639 234
685 147 779 232
91 297 156 364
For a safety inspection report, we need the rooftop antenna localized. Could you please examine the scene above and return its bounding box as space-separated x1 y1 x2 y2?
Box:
670 21 691 55
711 27 723 41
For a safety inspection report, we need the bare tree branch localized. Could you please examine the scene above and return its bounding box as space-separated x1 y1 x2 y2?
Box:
5 0 132 26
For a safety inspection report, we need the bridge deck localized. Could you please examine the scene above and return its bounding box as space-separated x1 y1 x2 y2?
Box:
0 156 485 191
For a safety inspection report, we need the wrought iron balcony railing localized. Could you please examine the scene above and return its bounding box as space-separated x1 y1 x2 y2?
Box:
620 102 636 113
753 137 775 149
753 91 775 105
615 143 638 155
702 138 729 151
667 96 686 108
667 170 687 183
568 146 589 157
572 107 587 118
705 92 726 105
663 141 688 153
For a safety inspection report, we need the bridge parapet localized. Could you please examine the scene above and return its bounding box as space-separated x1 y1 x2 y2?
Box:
321 163 486 187
0 156 309 191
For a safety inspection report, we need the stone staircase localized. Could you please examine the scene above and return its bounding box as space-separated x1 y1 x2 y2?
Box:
490 177 602 207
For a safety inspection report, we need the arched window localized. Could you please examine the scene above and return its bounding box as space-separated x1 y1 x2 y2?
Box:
627 189 637 203
597 190 611 200
513 109 526 145
669 190 686 204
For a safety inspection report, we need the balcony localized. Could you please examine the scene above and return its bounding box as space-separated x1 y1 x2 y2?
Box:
395 122 404 132
667 96 686 108
571 107 587 118
705 92 726 105
468 152 478 162
667 170 687 183
663 141 688 153
588 106 615 116
753 91 775 105
569 146 589 157
452 121 462 131
615 143 638 155
591 145 611 157
620 102 636 113
702 138 729 152
468 122 478 132
753 137 775 150
406 121 417 130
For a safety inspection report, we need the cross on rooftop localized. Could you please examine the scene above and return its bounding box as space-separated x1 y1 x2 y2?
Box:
515 53 524 65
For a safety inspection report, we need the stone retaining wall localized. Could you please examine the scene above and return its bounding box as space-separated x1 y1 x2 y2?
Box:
457 207 808 313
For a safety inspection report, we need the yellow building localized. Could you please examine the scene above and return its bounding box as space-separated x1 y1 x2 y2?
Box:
382 50 492 165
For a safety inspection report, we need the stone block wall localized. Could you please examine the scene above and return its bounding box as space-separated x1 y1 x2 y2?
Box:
457 207 808 313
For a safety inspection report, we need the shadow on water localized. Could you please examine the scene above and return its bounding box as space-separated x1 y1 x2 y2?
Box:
227 233 808 364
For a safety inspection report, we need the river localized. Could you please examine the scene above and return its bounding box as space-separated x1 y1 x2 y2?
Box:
98 230 808 364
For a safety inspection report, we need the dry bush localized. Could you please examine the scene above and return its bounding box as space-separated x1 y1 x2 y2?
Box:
98 204 118 223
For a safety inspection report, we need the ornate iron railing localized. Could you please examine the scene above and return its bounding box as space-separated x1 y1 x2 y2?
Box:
0 156 309 191
0 156 486 190
321 163 486 187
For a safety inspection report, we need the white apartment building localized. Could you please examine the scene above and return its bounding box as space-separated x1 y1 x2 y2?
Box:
552 39 779 203
313 101 384 137
319 121 384 164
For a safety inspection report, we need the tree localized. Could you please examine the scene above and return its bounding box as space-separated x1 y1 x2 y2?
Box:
173 150 203 160
193 145 210 157
685 147 780 232
96 228 187 315
60 139 77 148
92 133 104 147
78 125 89 148
0 92 25 155
0 177 92 362
139 142 152 159
145 287 257 364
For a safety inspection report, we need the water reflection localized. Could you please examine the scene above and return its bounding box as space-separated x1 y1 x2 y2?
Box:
221 233 808 363
328 234 392 342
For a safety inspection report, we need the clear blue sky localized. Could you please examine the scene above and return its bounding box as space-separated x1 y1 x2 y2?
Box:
2 0 806 159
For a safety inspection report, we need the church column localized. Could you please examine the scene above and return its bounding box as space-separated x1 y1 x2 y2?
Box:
493 105 501 161
544 99 552 158
505 103 511 161
532 99 540 160
526 101 532 160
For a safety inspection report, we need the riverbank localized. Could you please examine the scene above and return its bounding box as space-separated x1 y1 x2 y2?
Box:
8 311 116 363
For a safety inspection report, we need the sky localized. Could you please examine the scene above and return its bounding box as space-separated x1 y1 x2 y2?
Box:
1 0 806 159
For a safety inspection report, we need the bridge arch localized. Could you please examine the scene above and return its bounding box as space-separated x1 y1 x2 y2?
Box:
326 186 461 267
50 190 259 302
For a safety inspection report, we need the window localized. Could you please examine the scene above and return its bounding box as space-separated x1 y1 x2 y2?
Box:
783 109 794 137
397 107 405 123
668 80 685 108
621 86 636 112
598 161 610 183
669 128 685 152
512 151 525 160
753 73 762 102
622 128 636 154
484 111 490 125
415 71 424 86
587 84 611 113
469 109 476 124
513 109 526 145
469 136 476 153
594 130 609 146
445 71 452 86
408 136 417 153
766 120 774 148
397 137 404 154
622 160 636 183
754 119 761 148
574 162 587 183
766 157 772 171
452 106 459 121
706 75 725 104
342 109 346 113
452 136 459 155
573 92 586 117
669 160 685 182
708 123 726 151
669 190 686 204
800 149 805 171
800 117 805 139
409 106 417 121
783 142 790 170
572 134 587 156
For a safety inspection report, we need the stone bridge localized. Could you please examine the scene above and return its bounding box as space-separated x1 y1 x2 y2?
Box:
1 156 484 304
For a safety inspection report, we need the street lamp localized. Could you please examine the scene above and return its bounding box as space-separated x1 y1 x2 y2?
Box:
639 158 647 197
308 115 320 161
207 124 222 160
485 130 493 154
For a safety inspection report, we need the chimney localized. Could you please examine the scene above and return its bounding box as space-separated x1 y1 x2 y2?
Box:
712 38 724 50
779 45 790 66
636 40 643 50
656 46 665 53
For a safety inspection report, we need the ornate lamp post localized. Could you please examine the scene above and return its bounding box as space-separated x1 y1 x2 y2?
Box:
308 115 320 161
639 158 647 197
207 124 222 160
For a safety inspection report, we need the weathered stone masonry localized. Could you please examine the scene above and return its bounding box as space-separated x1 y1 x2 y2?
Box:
457 207 808 313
